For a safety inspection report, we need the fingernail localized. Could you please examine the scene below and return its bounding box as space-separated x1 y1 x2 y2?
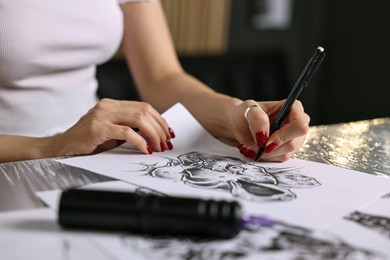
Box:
255 131 268 148
146 145 153 154
265 142 278 154
166 139 173 150
238 145 256 158
238 144 245 153
169 127 176 138
244 149 256 158
160 142 165 152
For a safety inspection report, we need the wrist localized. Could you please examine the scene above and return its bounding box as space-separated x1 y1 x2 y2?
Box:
209 95 242 139
32 136 53 159
34 135 63 160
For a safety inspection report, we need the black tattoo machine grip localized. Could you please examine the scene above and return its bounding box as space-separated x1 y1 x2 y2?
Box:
58 189 242 239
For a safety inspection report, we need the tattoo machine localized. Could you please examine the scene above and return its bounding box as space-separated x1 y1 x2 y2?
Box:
58 189 242 238
58 189 280 239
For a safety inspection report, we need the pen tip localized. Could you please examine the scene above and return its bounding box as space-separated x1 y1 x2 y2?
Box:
254 148 265 162
317 46 324 52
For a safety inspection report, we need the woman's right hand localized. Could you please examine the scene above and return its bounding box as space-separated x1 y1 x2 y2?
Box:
51 98 175 157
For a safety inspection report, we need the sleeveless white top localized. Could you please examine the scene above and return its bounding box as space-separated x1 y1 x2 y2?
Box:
0 0 146 136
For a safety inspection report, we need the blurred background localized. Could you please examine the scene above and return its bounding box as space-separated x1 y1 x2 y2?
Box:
97 0 390 126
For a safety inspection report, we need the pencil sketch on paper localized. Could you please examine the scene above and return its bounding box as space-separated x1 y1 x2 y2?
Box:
129 151 321 202
345 211 390 240
118 221 385 260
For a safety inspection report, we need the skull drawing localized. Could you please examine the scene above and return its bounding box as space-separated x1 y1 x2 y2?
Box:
141 151 320 202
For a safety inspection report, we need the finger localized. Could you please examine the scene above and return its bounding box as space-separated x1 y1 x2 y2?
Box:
129 104 171 151
150 109 175 139
108 125 153 154
113 101 172 152
243 100 270 148
151 112 175 150
263 114 309 156
135 102 173 140
261 150 295 162
138 118 172 152
261 136 306 161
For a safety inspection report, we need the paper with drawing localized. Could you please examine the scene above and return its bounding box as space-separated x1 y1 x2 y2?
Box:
57 103 390 230
37 180 390 259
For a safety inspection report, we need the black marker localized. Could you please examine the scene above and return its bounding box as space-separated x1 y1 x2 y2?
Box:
254 46 325 161
58 189 242 238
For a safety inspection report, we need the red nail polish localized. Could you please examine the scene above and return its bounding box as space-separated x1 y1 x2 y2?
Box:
146 145 153 154
238 145 256 158
160 142 165 152
265 142 278 154
238 146 245 153
237 143 244 149
166 139 173 150
245 149 256 158
255 131 268 148
169 127 176 138
242 148 256 158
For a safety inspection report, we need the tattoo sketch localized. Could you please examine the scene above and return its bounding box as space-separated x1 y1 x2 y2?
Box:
345 211 390 240
131 151 320 202
118 221 385 260
83 170 385 259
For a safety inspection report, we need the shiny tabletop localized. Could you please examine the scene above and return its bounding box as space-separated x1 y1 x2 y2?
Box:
1 118 389 212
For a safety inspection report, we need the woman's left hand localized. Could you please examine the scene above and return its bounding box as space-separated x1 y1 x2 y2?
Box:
232 99 310 162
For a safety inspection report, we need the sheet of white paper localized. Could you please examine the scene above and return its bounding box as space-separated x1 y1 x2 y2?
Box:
86 225 388 260
89 223 388 260
37 181 390 260
0 209 111 260
36 180 145 210
57 103 390 230
325 198 390 258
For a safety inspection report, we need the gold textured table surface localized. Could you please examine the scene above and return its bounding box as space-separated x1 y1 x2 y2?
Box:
295 118 390 177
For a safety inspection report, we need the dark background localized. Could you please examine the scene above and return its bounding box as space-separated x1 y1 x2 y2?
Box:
97 0 390 126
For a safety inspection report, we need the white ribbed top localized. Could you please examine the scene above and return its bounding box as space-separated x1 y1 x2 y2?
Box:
0 0 145 136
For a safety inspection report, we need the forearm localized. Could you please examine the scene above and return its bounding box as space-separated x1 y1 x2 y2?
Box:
0 135 58 163
137 71 242 139
120 1 242 139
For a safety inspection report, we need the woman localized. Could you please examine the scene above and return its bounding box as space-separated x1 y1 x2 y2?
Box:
0 0 310 163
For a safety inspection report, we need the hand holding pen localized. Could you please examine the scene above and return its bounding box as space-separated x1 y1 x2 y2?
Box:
237 47 325 162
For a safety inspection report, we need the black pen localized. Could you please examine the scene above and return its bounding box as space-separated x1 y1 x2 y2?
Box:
254 46 325 161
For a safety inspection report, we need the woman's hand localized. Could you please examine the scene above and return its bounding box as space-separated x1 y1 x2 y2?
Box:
51 99 175 157
232 99 310 162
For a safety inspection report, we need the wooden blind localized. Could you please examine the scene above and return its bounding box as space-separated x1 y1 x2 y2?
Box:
161 0 231 56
